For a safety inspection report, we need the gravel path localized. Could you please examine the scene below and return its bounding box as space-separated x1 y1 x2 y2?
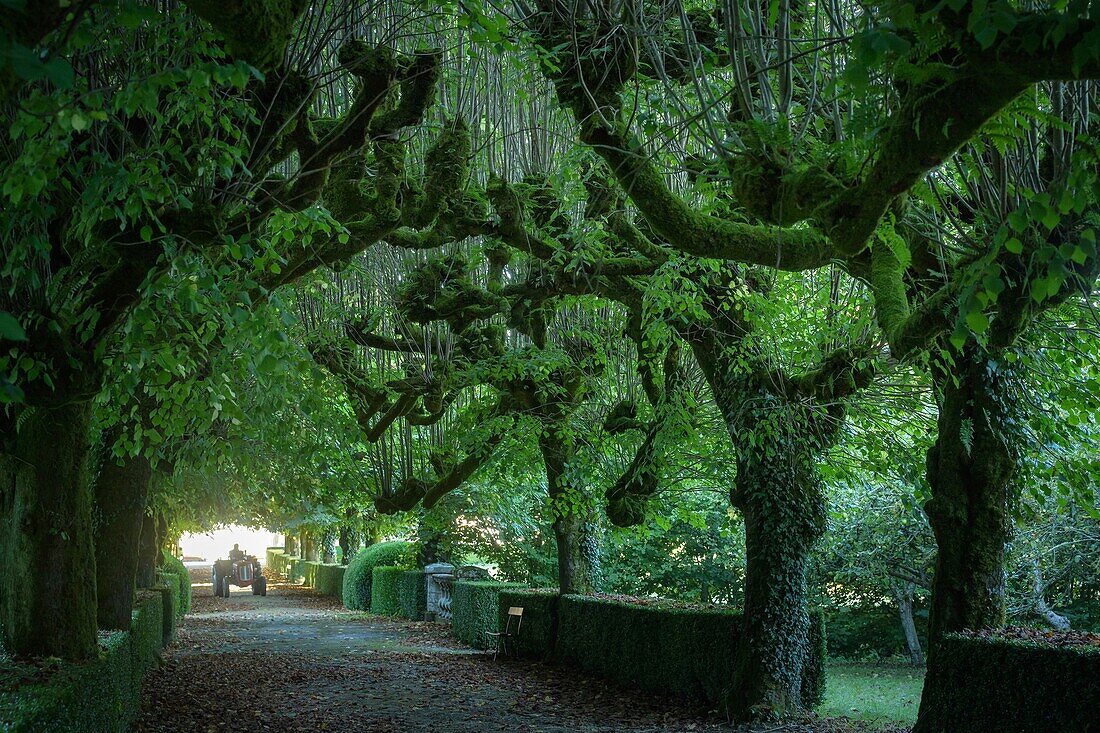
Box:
135 583 901 733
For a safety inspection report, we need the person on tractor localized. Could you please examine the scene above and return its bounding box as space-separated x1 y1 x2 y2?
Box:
229 543 245 561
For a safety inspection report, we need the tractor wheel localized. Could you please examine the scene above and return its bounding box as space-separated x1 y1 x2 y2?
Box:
220 576 231 598
258 576 267 596
251 581 260 595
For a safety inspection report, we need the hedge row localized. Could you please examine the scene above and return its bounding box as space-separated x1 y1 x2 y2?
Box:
917 633 1100 732
0 593 169 732
482 592 826 710
452 580 525 649
154 572 180 644
399 570 426 621
159 550 191 616
267 550 304 582
342 541 414 611
371 567 405 616
496 588 558 658
304 560 320 588
314 564 346 597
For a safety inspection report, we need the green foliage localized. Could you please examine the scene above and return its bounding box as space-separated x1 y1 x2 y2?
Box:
497 589 559 659
0 593 164 732
919 634 1100 732
451 581 525 649
398 570 426 621
314 564 346 598
555 595 826 710
370 566 405 616
153 572 180 644
159 550 191 617
342 541 414 611
821 605 927 661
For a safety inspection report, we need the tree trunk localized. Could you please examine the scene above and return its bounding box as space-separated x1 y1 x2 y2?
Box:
914 349 1017 733
922 352 1015 647
337 520 358 564
893 581 924 666
285 533 297 555
135 512 160 588
725 432 826 721
1029 561 1070 630
93 446 152 630
539 431 598 595
321 527 336 563
0 402 99 659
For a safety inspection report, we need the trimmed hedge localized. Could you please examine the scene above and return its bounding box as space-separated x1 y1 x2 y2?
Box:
266 546 285 570
154 572 180 643
268 552 304 582
370 566 405 616
452 580 524 649
553 595 826 709
314 564 346 597
917 633 1100 732
304 560 320 588
399 570 426 621
0 593 165 732
159 550 191 616
497 588 558 659
342 541 414 611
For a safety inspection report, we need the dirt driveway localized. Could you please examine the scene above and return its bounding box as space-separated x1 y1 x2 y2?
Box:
135 584 902 733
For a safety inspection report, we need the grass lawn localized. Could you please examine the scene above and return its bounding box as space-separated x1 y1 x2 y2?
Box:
819 663 925 728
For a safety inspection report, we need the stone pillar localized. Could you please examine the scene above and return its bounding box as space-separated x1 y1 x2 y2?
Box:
424 562 455 622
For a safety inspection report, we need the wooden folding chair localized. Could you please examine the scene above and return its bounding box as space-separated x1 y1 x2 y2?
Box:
486 606 523 660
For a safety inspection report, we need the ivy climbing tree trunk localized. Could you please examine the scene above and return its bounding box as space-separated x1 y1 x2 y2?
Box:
539 430 598 595
725 408 827 720
93 446 153 629
0 402 99 659
915 349 1017 732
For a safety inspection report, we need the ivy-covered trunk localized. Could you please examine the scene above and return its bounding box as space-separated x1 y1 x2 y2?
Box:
539 431 598 595
0 402 99 659
921 351 1015 646
135 511 160 588
914 350 1017 732
93 448 153 629
725 417 826 720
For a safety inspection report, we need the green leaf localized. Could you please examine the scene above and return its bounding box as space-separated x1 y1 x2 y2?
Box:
0 311 26 341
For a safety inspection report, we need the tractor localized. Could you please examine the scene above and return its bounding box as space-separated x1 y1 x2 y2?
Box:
212 552 267 597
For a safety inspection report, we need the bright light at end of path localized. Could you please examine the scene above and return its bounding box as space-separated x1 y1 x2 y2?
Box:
177 525 281 562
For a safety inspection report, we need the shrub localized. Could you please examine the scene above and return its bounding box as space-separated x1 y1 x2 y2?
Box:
451 580 524 649
398 570 426 620
342 541 414 611
265 547 285 570
315 564 346 597
918 633 1100 732
0 594 165 732
371 566 405 616
555 595 826 710
153 572 179 644
304 560 321 587
497 588 558 659
823 603 925 660
159 550 190 616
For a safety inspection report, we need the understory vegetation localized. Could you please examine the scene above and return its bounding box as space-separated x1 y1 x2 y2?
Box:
3 0 1100 729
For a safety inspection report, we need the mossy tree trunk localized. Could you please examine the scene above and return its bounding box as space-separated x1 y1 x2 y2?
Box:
915 349 1017 732
135 511 160 588
93 446 153 629
539 430 598 595
685 319 832 721
922 350 1016 645
0 402 99 659
285 533 298 555
321 527 337 563
724 403 827 720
